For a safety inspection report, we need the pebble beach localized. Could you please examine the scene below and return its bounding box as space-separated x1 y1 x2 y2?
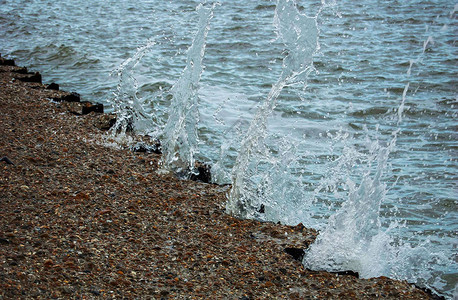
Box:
0 57 441 299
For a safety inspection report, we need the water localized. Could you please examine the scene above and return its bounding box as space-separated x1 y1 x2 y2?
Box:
159 3 216 175
1 0 456 297
110 40 157 138
227 0 320 219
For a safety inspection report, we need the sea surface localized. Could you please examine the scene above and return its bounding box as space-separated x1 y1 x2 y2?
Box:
1 0 456 297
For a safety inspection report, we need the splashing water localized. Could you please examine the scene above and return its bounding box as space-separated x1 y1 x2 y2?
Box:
304 135 394 272
226 0 455 296
303 21 454 295
159 2 216 175
303 121 452 293
109 40 157 140
2 0 455 296
226 0 320 221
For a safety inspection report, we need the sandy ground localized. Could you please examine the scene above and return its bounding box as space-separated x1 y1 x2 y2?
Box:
0 57 439 299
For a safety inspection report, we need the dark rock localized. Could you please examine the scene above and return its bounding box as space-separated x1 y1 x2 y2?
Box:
17 72 42 84
189 162 212 183
284 247 305 261
53 92 81 102
125 117 134 133
0 238 11 244
46 82 59 90
305 268 359 278
64 92 81 102
0 66 27 74
0 56 15 66
81 101 103 114
131 141 161 154
332 270 360 278
257 204 265 214
65 101 103 115
0 156 14 165
13 66 28 74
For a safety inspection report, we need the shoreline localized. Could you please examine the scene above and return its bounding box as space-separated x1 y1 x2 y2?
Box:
0 56 441 299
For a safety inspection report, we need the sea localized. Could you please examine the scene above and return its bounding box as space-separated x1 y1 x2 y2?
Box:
1 0 456 297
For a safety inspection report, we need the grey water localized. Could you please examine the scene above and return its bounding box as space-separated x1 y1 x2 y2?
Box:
1 0 456 297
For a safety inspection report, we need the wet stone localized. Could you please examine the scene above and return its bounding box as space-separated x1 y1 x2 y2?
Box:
189 162 212 183
12 66 28 74
332 270 360 278
293 222 305 231
65 101 103 115
0 156 14 165
16 72 42 84
284 247 305 261
82 101 103 114
52 91 81 102
131 141 161 154
0 56 15 66
46 82 59 90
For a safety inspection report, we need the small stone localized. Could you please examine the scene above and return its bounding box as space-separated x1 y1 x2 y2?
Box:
0 238 10 244
332 270 360 278
89 289 101 296
0 156 14 165
95 114 117 130
293 222 305 231
60 286 74 295
284 247 305 261
189 162 212 183
43 259 54 268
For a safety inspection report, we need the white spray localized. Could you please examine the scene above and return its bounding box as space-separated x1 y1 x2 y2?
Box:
159 2 216 175
303 10 452 295
227 0 321 221
109 40 157 140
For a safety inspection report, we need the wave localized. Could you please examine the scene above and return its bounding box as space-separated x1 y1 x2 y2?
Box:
255 4 276 11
